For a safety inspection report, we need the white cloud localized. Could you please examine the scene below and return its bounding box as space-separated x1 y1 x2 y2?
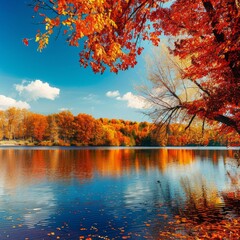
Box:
59 107 71 112
83 94 96 101
15 80 60 101
106 90 150 109
117 92 150 109
107 90 151 109
106 90 120 98
0 95 30 110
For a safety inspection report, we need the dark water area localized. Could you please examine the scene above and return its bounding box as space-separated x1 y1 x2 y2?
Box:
0 147 239 239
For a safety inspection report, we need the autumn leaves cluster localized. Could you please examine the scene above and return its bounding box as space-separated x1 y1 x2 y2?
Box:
0 108 151 146
0 107 238 146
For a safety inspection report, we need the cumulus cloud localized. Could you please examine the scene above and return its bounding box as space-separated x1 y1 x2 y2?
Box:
0 95 30 110
117 92 150 109
106 90 150 109
106 90 120 98
15 80 60 101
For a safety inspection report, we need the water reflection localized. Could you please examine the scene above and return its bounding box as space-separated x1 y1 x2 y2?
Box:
0 148 233 184
0 147 238 239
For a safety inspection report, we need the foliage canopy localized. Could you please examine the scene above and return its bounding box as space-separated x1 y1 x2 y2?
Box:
26 0 240 133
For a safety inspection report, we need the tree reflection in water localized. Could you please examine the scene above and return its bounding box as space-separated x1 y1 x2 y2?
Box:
158 149 240 239
222 149 240 212
0 147 239 239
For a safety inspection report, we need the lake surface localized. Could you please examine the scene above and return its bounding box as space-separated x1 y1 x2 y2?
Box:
0 147 239 239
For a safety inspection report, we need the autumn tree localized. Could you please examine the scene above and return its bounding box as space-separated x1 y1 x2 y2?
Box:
143 43 240 136
27 0 239 133
17 109 31 139
103 126 120 146
93 119 106 145
28 0 163 73
73 114 104 145
47 114 59 143
22 111 35 141
30 114 48 141
0 111 5 140
56 110 75 143
160 0 240 134
4 108 22 140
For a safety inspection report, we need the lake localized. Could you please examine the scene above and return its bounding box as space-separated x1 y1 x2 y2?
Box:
0 147 239 239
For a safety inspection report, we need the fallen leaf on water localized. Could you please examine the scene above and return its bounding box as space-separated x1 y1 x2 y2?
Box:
48 232 55 236
181 218 187 223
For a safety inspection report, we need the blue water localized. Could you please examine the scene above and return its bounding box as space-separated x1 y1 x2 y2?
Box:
0 147 239 239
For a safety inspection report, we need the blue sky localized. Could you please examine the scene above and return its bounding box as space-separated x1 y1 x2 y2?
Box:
0 0 154 122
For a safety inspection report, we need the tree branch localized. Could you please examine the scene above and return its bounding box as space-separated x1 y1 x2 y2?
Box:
185 114 196 130
202 0 240 79
214 114 240 134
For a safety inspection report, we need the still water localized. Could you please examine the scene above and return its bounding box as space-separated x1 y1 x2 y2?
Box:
0 147 239 239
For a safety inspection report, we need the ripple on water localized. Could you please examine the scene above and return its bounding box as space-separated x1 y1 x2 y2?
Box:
0 148 239 239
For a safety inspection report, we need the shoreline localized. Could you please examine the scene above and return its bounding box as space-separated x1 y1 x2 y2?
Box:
0 140 239 149
0 142 239 150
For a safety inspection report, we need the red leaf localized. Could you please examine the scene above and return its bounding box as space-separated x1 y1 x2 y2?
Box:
137 47 143 55
23 38 29 46
34 5 39 12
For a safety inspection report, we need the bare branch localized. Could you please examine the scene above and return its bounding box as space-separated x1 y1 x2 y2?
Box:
185 114 196 130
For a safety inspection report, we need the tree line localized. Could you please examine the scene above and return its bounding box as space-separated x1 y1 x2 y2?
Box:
0 108 238 146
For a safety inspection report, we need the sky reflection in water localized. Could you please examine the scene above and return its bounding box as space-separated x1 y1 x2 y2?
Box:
0 147 238 239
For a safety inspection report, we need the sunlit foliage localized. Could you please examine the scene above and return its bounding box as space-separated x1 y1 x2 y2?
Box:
0 108 239 146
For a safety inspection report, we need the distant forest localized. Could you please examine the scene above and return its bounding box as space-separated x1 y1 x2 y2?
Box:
0 108 239 146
